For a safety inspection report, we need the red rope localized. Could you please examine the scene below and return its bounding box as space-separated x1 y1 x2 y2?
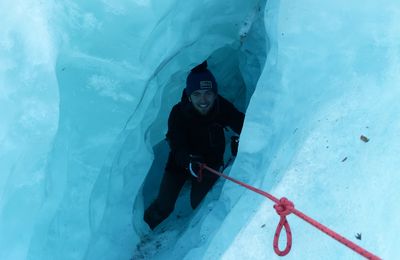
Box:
198 164 381 259
273 197 293 256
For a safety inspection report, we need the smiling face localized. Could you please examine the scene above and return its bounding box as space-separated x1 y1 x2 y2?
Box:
189 89 217 115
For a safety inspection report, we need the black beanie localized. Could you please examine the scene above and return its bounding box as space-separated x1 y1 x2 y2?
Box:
185 61 218 96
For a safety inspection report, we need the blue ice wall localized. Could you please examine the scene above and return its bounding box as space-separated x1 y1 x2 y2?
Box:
0 1 260 259
1 0 398 259
204 1 400 259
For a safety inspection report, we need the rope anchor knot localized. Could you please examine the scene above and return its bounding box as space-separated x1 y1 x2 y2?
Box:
200 164 382 259
273 197 294 256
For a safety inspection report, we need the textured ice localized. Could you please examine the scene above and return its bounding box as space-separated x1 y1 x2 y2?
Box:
1 0 399 259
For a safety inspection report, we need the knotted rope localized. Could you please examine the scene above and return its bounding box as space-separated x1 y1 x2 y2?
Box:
196 164 381 259
273 197 294 256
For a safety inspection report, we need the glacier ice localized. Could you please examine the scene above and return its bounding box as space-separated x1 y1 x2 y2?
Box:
1 0 399 259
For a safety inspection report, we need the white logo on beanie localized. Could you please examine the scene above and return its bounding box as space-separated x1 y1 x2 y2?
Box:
199 81 212 89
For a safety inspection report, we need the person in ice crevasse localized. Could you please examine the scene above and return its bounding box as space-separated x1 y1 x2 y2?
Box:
143 61 245 230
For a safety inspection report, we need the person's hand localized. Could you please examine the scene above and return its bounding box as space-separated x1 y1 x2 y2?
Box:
188 154 204 179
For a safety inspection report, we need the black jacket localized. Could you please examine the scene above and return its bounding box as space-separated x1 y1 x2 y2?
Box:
165 95 245 172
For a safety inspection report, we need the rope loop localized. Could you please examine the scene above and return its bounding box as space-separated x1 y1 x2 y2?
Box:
273 197 294 256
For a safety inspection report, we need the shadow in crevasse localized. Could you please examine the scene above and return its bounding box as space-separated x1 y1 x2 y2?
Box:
142 139 170 209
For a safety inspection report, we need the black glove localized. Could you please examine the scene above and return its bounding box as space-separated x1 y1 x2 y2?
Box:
188 154 204 179
231 136 239 156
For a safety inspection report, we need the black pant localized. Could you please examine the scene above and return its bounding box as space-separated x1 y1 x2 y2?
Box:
143 167 219 230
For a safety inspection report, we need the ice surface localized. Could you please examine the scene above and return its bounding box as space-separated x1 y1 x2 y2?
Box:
1 0 399 259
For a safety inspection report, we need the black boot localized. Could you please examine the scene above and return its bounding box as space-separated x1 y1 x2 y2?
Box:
143 202 173 230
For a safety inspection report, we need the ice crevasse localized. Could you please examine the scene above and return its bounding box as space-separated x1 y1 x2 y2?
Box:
0 0 399 259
